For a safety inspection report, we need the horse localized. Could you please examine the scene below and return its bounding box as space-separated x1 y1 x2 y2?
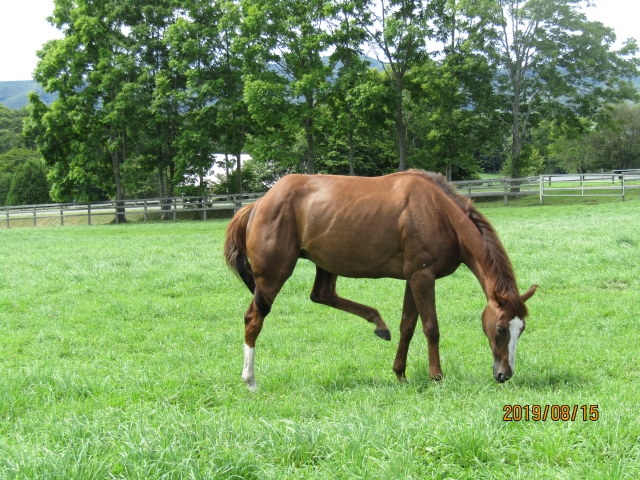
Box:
224 170 537 391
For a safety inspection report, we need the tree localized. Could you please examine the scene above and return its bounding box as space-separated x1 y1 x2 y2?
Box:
28 0 146 219
0 104 32 154
405 0 502 180
593 103 640 171
487 0 640 178
327 0 384 175
365 0 444 171
242 0 335 174
4 160 51 206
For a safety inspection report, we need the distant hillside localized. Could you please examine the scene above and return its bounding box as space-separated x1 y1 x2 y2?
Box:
0 81 57 110
1 65 636 110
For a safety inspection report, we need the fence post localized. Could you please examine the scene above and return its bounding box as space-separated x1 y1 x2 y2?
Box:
143 200 147 222
5 208 8 229
60 205 64 226
115 201 119 224
503 179 508 205
203 196 207 221
88 203 91 225
539 175 544 203
33 205 37 226
581 174 584 196
622 175 626 202
173 197 177 221
233 195 243 215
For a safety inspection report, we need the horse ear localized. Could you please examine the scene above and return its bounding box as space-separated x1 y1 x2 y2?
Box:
493 291 508 307
521 284 538 302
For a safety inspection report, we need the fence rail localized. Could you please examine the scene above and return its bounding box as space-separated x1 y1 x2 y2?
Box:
2 174 639 229
539 173 640 202
1 193 265 228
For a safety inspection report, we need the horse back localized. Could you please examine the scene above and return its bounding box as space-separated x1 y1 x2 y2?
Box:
246 172 463 279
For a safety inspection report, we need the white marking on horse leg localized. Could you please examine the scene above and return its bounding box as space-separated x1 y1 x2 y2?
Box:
508 317 524 371
242 344 257 392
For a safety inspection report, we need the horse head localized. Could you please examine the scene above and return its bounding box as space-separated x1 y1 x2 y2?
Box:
482 285 537 383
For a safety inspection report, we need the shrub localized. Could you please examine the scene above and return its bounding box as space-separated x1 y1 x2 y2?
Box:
4 159 51 206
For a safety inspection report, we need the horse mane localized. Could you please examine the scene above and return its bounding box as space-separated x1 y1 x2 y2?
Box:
416 171 529 318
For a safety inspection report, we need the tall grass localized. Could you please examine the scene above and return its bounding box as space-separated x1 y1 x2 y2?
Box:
1 197 639 478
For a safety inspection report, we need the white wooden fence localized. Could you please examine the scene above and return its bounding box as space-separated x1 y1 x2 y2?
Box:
1 193 264 228
2 174 639 228
539 173 640 202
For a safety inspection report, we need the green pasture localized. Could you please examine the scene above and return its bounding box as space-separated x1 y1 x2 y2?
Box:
1 196 639 478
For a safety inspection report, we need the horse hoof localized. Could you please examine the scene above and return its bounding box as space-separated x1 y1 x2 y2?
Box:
245 382 258 392
375 329 391 341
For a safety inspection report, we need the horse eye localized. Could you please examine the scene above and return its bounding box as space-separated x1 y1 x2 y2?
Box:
496 326 505 336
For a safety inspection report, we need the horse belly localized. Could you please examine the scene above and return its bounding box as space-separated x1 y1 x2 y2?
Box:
300 214 404 279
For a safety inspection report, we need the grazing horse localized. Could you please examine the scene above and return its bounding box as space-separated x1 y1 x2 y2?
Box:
224 170 537 391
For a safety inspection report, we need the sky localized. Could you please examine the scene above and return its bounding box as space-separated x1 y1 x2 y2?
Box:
1 0 639 82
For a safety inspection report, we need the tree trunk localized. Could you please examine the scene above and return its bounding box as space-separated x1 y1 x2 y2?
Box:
348 130 355 176
306 128 315 175
111 147 126 223
395 77 407 172
305 95 315 175
225 152 230 193
168 159 175 198
236 152 242 194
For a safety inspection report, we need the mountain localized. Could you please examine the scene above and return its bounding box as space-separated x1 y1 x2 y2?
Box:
0 81 58 110
1 62 635 110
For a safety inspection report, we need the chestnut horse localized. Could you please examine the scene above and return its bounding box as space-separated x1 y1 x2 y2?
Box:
224 170 537 391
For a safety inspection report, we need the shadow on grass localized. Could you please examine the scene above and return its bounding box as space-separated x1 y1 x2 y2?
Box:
511 369 596 391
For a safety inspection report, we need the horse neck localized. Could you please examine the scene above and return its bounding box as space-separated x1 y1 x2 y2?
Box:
455 215 501 301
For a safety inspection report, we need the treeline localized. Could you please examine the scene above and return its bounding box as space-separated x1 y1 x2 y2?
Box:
0 104 52 206
14 0 640 203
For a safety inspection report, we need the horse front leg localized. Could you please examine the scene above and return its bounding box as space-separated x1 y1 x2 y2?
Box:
393 281 419 382
409 271 443 380
310 266 391 340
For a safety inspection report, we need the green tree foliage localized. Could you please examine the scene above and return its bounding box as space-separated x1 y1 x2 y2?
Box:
327 0 392 175
18 0 640 200
0 148 43 176
0 174 11 206
500 143 545 177
405 0 503 180
550 103 640 173
365 0 442 172
0 104 31 154
4 160 51 206
486 0 639 177
242 0 335 175
212 158 273 193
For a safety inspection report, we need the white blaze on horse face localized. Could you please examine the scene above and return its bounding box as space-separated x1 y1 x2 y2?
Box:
508 317 524 371
242 344 257 392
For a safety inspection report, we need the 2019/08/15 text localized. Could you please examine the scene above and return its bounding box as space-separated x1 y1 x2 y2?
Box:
503 405 599 422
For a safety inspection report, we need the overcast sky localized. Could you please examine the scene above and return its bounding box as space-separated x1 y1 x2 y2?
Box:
1 0 639 82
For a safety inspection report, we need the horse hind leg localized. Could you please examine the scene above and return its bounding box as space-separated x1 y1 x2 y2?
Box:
241 251 297 392
242 287 272 392
310 266 391 341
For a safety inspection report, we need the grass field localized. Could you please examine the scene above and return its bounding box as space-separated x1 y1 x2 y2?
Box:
1 195 639 478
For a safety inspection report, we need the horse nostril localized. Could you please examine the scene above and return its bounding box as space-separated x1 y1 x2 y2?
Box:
496 372 505 383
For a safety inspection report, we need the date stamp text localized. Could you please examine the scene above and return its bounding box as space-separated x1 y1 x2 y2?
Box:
503 404 599 422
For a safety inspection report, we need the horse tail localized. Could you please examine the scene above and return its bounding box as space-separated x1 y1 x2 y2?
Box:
224 203 257 293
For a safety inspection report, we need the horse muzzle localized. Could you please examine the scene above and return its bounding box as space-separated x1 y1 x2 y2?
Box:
493 361 513 383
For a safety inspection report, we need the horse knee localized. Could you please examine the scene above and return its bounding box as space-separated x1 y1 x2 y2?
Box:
424 324 440 342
